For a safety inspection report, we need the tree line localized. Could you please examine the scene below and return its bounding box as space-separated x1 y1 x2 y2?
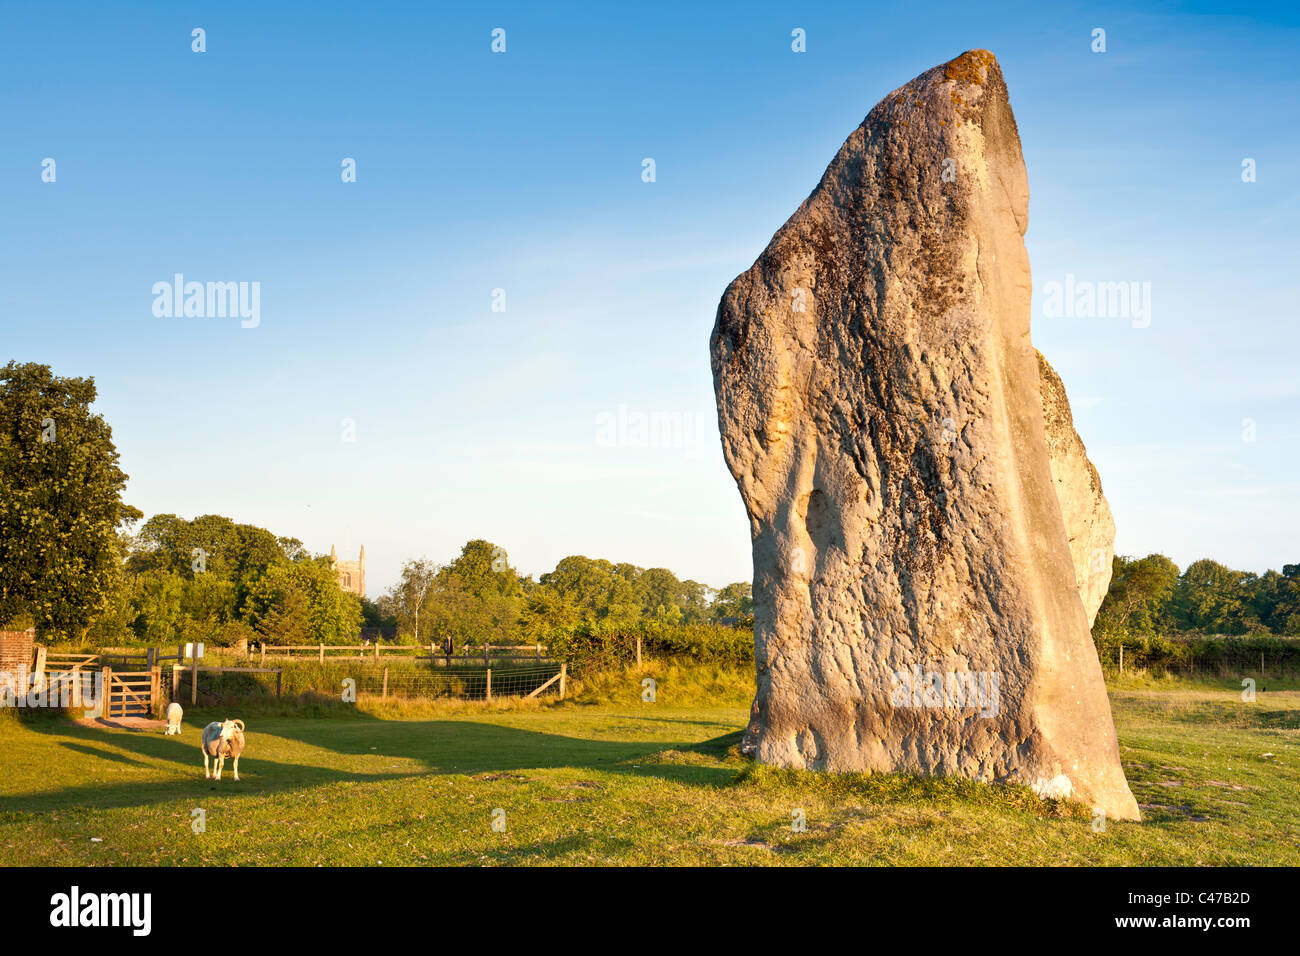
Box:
375 541 755 650
1 362 757 648
4 361 1297 656
1095 554 1300 641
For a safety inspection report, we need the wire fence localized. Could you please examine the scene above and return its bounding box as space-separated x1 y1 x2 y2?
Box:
168 658 564 705
1098 638 1300 679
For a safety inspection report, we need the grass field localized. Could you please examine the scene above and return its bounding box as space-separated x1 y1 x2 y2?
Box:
2 670 1297 865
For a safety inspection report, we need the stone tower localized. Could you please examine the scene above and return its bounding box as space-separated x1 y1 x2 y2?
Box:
330 544 366 599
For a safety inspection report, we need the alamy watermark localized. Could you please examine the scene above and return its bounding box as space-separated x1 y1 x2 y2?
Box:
889 665 1000 717
152 274 260 328
50 886 151 936
2 670 103 717
595 405 710 449
1040 274 1151 328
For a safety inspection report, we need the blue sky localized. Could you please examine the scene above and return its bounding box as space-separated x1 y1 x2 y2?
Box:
2 1 1297 597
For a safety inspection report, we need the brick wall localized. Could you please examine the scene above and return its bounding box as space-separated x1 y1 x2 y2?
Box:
0 628 35 675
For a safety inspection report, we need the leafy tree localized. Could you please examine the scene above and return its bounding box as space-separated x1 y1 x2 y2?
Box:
1174 559 1252 634
520 584 578 640
83 532 138 645
0 361 142 637
243 557 361 644
533 556 642 627
1095 554 1180 637
443 539 522 602
1266 565 1300 635
389 558 439 643
638 567 692 621
130 569 187 645
127 513 295 614
677 579 713 623
360 596 397 630
710 582 753 621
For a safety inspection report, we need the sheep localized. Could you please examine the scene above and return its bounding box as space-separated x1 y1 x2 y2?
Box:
201 718 246 781
165 702 183 735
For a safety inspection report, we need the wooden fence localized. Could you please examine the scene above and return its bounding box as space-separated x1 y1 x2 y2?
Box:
258 642 550 666
171 660 562 703
101 645 192 669
103 667 160 718
22 642 564 708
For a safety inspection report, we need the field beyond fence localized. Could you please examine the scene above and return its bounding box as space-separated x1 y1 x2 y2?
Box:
170 657 565 705
20 641 568 712
32 628 1300 713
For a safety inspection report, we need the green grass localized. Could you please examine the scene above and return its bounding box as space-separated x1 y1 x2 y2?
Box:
1 671 1297 865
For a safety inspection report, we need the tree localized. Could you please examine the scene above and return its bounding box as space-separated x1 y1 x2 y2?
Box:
710 582 753 621
243 558 361 644
443 539 522 602
1174 559 1251 634
533 556 642 627
637 567 687 620
361 596 396 630
131 569 187 645
1095 554 1179 637
84 532 136 645
119 513 316 645
521 583 578 640
1265 565 1300 635
0 361 142 637
389 558 439 643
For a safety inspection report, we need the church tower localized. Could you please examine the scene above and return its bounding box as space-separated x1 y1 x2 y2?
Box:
330 544 366 599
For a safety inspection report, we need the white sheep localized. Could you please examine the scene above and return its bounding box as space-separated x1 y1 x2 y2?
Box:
165 702 183 735
201 718 246 781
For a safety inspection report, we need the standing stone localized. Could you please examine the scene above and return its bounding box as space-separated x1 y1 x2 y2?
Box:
711 50 1139 820
1039 351 1114 625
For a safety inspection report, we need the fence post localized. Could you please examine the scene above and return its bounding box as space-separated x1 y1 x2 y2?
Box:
275 670 282 698
319 643 324 664
486 667 492 702
559 663 567 700
375 641 380 661
382 667 389 699
1118 644 1124 675
32 645 47 693
150 666 161 715
536 642 541 660
191 659 199 705
260 643 266 667
102 666 111 717
485 642 490 665
636 636 642 668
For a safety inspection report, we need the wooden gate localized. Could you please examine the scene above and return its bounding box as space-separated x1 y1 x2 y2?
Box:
103 667 160 718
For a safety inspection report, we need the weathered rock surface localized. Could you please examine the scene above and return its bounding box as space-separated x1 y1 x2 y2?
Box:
1039 351 1115 624
711 50 1139 820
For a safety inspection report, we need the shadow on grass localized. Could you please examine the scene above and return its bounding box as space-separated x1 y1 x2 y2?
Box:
449 832 640 866
5 721 426 814
5 713 747 813
601 715 745 732
57 741 150 767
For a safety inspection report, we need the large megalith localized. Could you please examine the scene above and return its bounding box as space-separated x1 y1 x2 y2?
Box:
710 50 1139 820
